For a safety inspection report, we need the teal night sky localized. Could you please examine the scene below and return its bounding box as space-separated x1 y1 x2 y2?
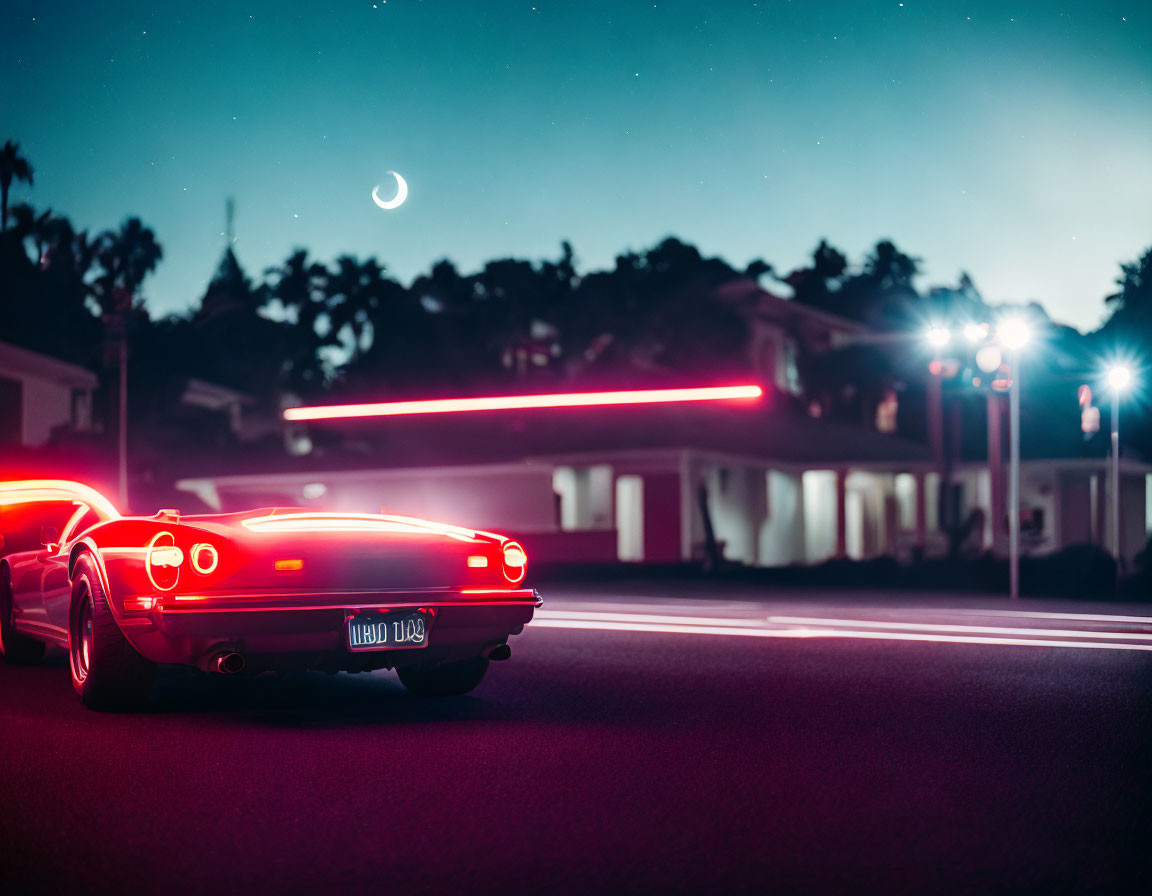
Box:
2 1 1149 330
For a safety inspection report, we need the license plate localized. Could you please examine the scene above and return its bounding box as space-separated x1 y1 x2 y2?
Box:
346 611 428 652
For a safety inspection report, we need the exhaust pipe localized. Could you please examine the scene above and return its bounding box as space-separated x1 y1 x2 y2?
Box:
215 652 246 674
488 644 512 662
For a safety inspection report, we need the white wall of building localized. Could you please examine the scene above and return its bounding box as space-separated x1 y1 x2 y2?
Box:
0 342 97 447
698 463 766 565
759 471 805 566
19 376 75 446
802 471 838 563
553 465 613 532
615 475 643 561
845 471 890 560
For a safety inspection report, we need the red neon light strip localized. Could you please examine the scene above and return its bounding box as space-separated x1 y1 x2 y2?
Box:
283 384 763 421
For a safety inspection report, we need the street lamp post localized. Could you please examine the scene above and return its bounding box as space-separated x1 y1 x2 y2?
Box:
997 317 1031 601
924 325 951 552
1111 387 1120 568
1106 365 1133 576
1007 350 1021 600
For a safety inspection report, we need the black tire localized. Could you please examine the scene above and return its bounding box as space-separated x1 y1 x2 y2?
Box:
0 564 45 665
396 656 489 697
69 556 155 711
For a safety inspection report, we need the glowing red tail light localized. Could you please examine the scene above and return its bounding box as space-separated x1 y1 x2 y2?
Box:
190 543 219 575
501 542 527 584
467 555 489 568
145 532 183 591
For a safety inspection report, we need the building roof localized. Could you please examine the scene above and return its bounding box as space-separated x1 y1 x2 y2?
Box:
0 341 99 389
181 378 256 409
712 278 871 337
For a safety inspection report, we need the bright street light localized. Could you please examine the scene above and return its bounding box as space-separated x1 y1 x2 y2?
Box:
963 322 987 344
1106 364 1133 391
925 325 951 348
996 316 1031 352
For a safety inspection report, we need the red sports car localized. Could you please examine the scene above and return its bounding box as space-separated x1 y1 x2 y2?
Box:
0 480 538 710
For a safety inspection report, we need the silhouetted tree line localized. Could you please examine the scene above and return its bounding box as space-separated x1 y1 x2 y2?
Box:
2 140 1150 458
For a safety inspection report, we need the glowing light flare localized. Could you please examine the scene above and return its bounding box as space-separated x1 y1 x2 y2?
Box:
963 322 988 343
274 559 304 571
0 479 120 520
283 384 764 422
1106 364 1133 391
467 555 489 568
461 588 536 596
242 512 479 542
975 345 1002 373
996 316 1031 351
924 325 951 348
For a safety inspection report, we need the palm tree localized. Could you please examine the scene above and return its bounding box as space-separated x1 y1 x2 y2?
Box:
263 249 331 391
265 248 328 334
91 217 163 314
6 203 60 267
326 255 386 364
1 141 34 233
90 217 162 508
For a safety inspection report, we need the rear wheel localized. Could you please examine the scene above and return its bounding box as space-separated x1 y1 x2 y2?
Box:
396 656 489 697
0 564 45 665
69 557 155 711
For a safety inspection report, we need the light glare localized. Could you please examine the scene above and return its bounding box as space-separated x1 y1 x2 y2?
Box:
1106 365 1133 391
925 325 951 348
283 385 764 421
963 322 986 343
996 317 1031 351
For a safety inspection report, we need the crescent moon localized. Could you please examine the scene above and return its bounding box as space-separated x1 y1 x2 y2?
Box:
371 171 408 210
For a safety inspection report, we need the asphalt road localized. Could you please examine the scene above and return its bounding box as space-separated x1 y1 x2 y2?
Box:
2 587 1151 895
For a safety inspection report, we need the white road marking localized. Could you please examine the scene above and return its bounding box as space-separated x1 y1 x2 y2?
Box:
766 616 1152 641
531 617 1152 650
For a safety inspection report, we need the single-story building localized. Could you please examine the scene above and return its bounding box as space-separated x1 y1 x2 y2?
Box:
0 340 97 446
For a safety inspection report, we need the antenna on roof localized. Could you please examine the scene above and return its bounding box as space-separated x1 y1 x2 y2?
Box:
225 197 235 245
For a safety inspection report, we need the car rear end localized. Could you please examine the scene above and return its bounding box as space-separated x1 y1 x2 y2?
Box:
101 512 538 675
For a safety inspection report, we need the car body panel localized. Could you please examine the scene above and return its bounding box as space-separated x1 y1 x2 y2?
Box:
7 548 53 633
1 480 538 673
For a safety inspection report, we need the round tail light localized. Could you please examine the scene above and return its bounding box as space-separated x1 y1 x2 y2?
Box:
145 532 183 591
190 543 219 575
501 542 527 584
